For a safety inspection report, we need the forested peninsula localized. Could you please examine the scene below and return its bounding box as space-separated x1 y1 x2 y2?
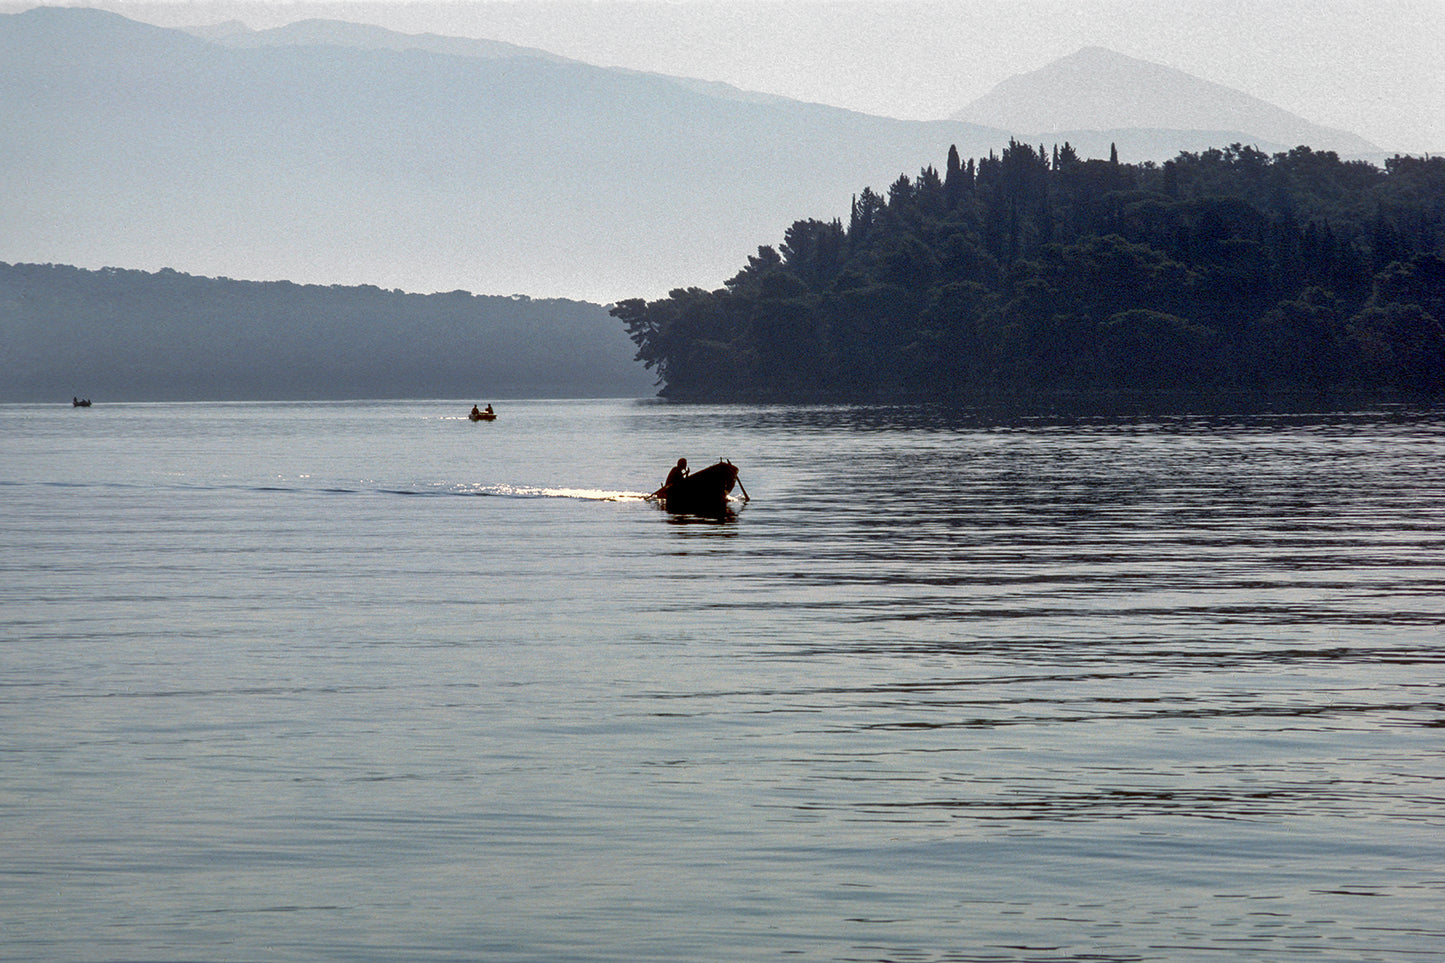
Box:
614 144 1445 403
1 263 652 402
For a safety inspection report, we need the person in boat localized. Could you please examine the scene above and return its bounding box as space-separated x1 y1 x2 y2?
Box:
471 405 482 418
665 458 688 488
485 404 494 415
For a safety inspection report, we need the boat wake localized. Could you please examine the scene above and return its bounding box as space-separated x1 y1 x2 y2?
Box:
462 484 650 502
18 478 653 504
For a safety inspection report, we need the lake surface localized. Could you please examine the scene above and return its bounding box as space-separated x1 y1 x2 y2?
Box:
3 398 1443 962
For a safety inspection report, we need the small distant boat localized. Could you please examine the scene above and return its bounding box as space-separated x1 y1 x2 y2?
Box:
469 405 496 422
72 397 92 407
650 459 748 517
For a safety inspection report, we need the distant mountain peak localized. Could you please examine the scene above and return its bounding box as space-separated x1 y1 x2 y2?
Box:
952 47 1379 156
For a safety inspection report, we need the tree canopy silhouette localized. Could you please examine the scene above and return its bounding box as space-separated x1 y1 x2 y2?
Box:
614 142 1445 402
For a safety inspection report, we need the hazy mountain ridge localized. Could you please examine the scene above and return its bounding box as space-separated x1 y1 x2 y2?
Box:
1 6 1012 302
1 7 1393 307
188 16 813 108
954 46 1380 157
183 16 576 64
0 260 654 402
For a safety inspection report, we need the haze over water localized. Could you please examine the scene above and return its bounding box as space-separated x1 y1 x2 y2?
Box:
3 398 1443 961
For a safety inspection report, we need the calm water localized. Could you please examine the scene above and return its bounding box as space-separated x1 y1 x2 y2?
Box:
2 398 1443 963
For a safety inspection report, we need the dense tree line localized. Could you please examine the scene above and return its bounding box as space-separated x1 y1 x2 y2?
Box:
613 143 1445 402
1 262 651 402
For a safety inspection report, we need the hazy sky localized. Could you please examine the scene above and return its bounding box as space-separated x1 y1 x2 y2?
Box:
20 0 1444 153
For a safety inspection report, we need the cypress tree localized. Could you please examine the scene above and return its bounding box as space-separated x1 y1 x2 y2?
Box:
945 145 963 208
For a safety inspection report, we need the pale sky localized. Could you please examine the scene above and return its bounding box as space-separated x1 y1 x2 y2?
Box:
17 0 1445 153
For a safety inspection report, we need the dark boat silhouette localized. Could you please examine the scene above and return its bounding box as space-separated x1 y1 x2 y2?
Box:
650 459 748 517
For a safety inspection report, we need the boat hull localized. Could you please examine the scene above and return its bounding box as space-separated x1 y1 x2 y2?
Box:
659 460 739 517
